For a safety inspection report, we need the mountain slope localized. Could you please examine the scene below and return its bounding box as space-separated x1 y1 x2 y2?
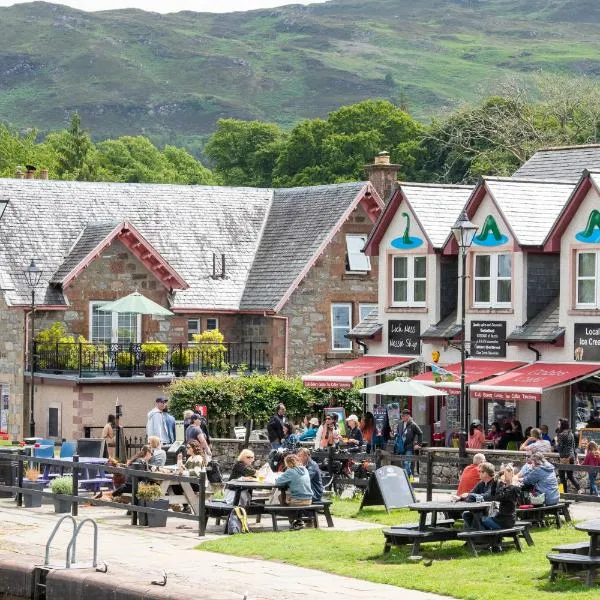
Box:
1 0 599 152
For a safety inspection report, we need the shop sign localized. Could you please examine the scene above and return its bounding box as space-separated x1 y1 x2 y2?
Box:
388 320 420 355
574 323 600 362
471 321 506 357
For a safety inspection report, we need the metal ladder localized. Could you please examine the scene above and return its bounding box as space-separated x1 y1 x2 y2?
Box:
33 515 100 600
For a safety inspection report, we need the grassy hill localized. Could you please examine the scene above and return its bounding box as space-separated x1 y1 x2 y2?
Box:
1 0 599 154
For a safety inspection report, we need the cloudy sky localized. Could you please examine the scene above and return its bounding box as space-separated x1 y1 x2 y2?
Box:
0 0 329 12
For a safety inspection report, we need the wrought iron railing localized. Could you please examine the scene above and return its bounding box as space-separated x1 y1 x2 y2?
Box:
28 341 269 377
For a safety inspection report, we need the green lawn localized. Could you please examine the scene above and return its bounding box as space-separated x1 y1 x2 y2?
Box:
199 499 598 600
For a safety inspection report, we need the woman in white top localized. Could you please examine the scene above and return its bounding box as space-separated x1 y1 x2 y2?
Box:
519 428 552 454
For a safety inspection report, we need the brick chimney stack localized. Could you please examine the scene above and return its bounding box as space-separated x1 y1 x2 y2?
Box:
364 151 400 202
15 166 24 179
39 168 49 180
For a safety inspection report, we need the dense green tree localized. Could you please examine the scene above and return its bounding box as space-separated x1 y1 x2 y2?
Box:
48 113 97 180
0 123 58 178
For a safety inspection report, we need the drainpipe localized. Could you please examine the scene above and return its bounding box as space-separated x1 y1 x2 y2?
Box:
356 340 369 354
527 344 541 427
269 314 289 374
527 343 541 362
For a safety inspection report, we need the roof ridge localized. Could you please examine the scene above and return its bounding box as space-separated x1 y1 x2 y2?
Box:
488 176 575 185
398 181 472 189
533 144 600 152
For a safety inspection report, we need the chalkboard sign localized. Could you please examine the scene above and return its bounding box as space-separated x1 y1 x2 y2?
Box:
373 405 387 436
579 428 600 448
443 394 461 430
388 320 420 355
387 402 401 437
471 321 506 357
76 438 105 458
360 465 416 512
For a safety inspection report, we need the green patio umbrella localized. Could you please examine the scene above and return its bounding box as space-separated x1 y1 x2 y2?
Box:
97 291 174 316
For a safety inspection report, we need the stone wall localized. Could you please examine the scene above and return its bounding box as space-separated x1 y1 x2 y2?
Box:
210 438 272 472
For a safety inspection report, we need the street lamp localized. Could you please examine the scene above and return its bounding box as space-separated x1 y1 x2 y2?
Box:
24 259 43 437
451 211 478 456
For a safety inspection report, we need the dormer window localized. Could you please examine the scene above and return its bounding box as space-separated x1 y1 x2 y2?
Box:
392 255 426 307
473 253 511 307
345 234 370 272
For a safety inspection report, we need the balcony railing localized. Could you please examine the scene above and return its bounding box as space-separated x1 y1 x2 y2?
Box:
27 341 269 378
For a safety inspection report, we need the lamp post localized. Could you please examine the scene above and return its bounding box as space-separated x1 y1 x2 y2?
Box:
24 259 42 437
451 211 478 457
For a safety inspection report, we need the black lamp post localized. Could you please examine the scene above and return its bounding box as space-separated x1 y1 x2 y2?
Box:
451 211 478 456
24 259 42 437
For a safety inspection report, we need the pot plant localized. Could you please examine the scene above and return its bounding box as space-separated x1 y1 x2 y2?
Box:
136 482 169 527
50 475 72 513
116 350 136 377
171 348 191 377
21 467 44 508
140 342 168 377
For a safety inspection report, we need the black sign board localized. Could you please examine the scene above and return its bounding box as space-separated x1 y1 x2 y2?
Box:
471 321 506 357
360 465 416 512
574 324 600 362
443 394 461 431
373 404 387 436
76 438 105 458
388 320 420 355
579 428 600 448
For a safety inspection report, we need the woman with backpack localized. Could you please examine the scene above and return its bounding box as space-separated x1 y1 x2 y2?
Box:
556 418 581 493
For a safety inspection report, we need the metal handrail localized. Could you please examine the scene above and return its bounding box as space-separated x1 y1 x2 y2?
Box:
67 518 98 569
44 515 77 568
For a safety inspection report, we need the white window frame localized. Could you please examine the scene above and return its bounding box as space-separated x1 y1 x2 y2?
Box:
89 301 141 344
391 255 427 307
331 303 352 351
359 303 377 322
206 318 219 331
346 234 371 272
473 253 512 308
188 318 201 341
576 250 599 308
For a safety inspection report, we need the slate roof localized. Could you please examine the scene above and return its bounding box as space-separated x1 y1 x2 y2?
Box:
240 182 369 311
400 183 473 249
421 311 462 340
347 307 382 339
483 177 574 246
514 145 600 181
506 298 565 343
0 179 371 311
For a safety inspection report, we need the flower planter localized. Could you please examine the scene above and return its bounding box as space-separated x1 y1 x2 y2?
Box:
22 480 45 508
139 498 169 527
173 370 188 377
53 497 72 513
118 369 134 378
142 366 160 378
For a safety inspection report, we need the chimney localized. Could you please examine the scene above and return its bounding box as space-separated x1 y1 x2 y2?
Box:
364 151 401 202
39 168 49 180
24 165 36 179
15 166 24 179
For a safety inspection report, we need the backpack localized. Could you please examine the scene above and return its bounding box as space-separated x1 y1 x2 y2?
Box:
226 506 250 535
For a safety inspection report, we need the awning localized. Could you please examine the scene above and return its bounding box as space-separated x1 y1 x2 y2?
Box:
470 362 600 401
302 355 414 389
413 359 526 389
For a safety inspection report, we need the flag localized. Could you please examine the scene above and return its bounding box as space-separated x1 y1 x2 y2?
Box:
431 365 455 383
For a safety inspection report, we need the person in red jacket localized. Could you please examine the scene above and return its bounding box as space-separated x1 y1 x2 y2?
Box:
456 453 486 496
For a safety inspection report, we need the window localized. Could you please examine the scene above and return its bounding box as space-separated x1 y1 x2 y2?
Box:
346 234 371 272
576 251 598 307
392 255 426 306
331 303 352 351
89 301 141 344
188 319 200 342
473 253 511 307
206 318 219 331
359 303 377 322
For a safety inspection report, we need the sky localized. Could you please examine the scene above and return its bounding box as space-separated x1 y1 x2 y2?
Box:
0 0 329 12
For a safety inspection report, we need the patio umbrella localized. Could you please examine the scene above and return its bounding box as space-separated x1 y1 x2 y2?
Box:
360 377 448 397
97 291 174 316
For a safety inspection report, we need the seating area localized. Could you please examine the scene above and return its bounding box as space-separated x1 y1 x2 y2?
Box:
262 504 323 532
516 502 572 529
547 554 600 586
457 527 524 557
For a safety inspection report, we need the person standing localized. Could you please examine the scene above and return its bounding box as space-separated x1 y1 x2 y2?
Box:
185 413 212 462
314 413 340 449
146 397 170 445
163 403 176 445
467 420 485 449
556 418 581 493
102 414 116 458
582 440 600 496
395 409 422 479
345 414 363 449
267 403 286 449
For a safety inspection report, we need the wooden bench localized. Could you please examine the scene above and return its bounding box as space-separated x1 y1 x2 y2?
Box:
547 553 600 586
398 519 455 531
317 498 334 528
382 526 458 556
551 541 591 555
262 504 322 531
79 477 113 492
516 502 571 529
457 527 524 557
515 520 534 547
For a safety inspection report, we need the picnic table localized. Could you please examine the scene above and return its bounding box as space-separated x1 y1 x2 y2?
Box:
42 457 110 490
575 519 600 556
408 501 491 531
224 478 279 505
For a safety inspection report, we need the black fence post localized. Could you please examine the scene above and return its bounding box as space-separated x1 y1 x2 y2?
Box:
198 471 206 536
71 454 79 516
426 452 434 501
327 445 334 480
16 458 23 507
131 475 138 526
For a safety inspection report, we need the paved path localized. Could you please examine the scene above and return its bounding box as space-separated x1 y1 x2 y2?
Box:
0 498 447 600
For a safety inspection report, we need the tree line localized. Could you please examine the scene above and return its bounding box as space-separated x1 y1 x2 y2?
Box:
2 75 599 187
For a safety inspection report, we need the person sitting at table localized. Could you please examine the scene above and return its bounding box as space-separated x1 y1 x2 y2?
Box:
296 447 323 503
299 417 320 441
148 436 167 467
345 414 363 450
112 445 153 499
486 422 502 447
519 428 551 454
457 453 486 496
177 440 205 478
230 449 257 480
282 423 300 451
451 462 497 529
467 420 485 449
314 414 341 449
518 452 560 506
276 454 313 530
480 464 519 531
540 424 552 444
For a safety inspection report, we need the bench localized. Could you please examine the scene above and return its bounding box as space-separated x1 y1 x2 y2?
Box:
516 502 571 529
382 526 458 556
551 541 591 555
457 527 524 557
262 504 323 532
515 520 534 547
547 553 600 586
79 477 113 492
316 498 334 528
398 519 455 531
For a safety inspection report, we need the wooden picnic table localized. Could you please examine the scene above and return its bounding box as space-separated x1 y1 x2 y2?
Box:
408 501 492 531
224 478 280 506
575 519 600 556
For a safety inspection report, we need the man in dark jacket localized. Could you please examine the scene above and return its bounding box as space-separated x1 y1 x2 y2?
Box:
395 409 423 478
345 414 363 451
267 403 286 449
452 461 497 529
297 447 323 502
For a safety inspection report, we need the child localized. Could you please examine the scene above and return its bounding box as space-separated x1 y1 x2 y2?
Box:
582 440 600 496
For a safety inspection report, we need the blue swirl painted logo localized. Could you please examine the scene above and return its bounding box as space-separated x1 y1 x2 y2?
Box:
473 215 508 247
576 210 600 243
391 212 424 249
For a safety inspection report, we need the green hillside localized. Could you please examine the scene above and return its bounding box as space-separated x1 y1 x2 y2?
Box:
1 0 599 153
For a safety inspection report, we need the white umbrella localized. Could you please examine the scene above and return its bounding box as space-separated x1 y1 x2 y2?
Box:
360 377 448 397
97 291 174 316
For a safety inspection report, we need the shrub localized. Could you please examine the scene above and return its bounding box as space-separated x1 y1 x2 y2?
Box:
116 350 135 369
24 467 41 481
171 348 191 370
141 341 168 368
192 329 227 369
136 482 162 501
50 475 73 495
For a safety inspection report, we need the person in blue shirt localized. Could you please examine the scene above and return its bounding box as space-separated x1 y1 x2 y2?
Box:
281 423 300 450
299 417 320 441
540 424 552 444
296 447 323 502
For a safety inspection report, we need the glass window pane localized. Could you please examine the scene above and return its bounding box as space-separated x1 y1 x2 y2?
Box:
117 312 137 344
206 318 218 330
91 303 112 344
359 304 377 321
578 253 596 277
497 280 511 303
393 256 407 279
475 255 490 277
346 235 370 271
414 280 426 302
414 256 426 278
497 254 511 277
475 280 490 303
333 327 351 350
578 280 596 304
394 280 407 302
332 305 350 327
